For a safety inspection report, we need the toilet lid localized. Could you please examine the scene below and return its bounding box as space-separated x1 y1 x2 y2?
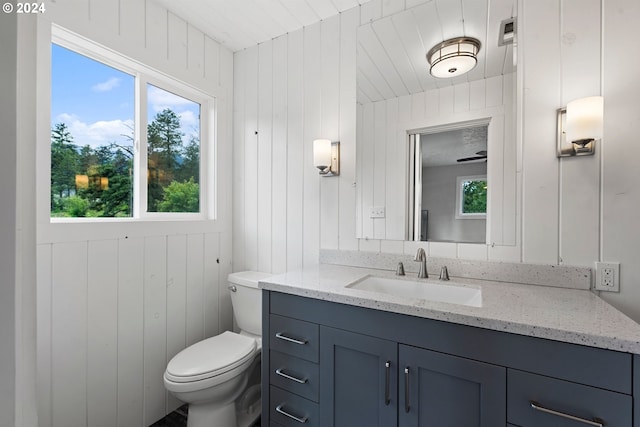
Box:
165 331 256 383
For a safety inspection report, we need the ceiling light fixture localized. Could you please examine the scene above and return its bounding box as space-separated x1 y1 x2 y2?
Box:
427 37 481 79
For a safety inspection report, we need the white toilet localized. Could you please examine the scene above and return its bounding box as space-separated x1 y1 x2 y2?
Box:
164 271 271 427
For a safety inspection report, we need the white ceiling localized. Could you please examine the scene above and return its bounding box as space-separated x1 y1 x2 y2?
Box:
421 126 487 167
153 0 370 52
357 0 516 104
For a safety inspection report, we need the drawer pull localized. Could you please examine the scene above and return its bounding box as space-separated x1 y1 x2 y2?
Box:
384 361 391 405
275 368 308 384
275 332 308 345
275 404 308 424
530 401 604 427
404 367 411 413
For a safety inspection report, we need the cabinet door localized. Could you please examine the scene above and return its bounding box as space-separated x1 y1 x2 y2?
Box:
399 344 506 427
319 326 398 427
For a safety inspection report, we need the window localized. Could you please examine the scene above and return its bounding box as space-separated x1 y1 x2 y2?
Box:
455 175 487 219
50 34 210 219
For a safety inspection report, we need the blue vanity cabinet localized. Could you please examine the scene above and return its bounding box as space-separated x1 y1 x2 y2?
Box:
262 290 636 427
319 326 398 427
399 345 506 427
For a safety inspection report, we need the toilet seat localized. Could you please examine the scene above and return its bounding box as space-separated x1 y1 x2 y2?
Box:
165 331 256 383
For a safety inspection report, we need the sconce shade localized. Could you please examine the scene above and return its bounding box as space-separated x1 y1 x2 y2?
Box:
313 139 332 168
566 96 603 144
427 37 481 79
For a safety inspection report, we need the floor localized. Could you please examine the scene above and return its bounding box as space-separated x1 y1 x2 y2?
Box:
150 405 261 427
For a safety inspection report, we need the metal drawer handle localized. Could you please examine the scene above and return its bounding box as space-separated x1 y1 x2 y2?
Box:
404 367 411 413
275 368 308 384
530 401 604 427
275 404 308 424
384 361 391 405
275 332 308 345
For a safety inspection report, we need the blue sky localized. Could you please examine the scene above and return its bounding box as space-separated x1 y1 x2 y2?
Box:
51 44 200 149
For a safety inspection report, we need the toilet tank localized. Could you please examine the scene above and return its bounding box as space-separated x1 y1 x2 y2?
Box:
228 271 272 337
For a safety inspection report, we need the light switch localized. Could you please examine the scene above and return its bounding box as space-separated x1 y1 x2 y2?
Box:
369 206 385 218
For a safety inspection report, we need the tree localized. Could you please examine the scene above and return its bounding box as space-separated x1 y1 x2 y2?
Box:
462 180 487 214
147 108 184 211
158 178 199 213
51 123 79 213
175 135 200 183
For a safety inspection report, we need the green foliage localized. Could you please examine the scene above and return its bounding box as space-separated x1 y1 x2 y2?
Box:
158 178 199 213
462 180 487 214
63 195 90 217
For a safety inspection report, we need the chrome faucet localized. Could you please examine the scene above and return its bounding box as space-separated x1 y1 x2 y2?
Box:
414 248 428 278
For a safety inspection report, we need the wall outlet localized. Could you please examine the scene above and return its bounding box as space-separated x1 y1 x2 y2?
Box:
369 206 385 218
594 262 620 292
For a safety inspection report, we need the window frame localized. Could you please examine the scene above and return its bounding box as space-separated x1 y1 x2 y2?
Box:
50 25 214 222
455 174 487 220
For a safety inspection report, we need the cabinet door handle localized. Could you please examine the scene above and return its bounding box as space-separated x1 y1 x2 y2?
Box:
530 401 604 427
384 361 391 405
275 404 308 424
275 332 308 345
404 367 411 413
275 368 308 384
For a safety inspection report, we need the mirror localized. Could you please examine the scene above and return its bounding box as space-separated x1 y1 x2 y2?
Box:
355 0 518 246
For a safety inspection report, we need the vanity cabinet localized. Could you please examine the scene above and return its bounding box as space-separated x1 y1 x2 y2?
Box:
262 290 636 427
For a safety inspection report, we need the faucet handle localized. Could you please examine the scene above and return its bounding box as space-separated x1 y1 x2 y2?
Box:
396 262 405 276
439 266 450 281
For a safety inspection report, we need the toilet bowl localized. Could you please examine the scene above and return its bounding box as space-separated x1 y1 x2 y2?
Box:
163 271 272 427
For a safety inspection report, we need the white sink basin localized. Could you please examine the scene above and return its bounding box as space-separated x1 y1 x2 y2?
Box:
347 275 482 307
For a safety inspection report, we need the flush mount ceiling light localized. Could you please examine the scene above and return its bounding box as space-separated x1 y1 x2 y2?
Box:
427 37 481 78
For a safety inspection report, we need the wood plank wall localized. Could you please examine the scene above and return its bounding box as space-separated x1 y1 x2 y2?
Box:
34 1 234 426
232 0 640 322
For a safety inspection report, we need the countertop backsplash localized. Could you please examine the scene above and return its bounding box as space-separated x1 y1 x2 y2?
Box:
319 249 592 290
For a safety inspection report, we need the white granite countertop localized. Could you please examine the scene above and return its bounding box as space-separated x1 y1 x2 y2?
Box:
259 264 640 354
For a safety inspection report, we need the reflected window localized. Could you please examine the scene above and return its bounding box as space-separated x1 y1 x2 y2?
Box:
456 175 487 219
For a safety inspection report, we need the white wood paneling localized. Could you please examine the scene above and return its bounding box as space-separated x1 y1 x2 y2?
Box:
233 49 248 272
87 239 118 427
286 29 305 271
521 0 561 264
36 244 52 427
258 41 274 272
244 47 260 272
167 13 188 69
51 242 88 427
302 24 322 266
338 6 360 252
271 35 289 273
599 0 640 320
203 232 221 337
186 234 205 346
320 14 341 250
166 234 187 412
143 236 167 425
117 237 144 427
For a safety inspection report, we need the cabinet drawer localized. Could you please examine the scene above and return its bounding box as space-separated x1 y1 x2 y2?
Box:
508 369 632 426
270 314 319 362
270 350 319 402
270 386 319 427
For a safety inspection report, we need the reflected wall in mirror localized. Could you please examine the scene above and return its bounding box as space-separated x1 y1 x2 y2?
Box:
408 123 489 244
356 0 518 247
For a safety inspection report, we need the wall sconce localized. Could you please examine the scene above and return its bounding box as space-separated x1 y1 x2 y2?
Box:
557 96 604 157
313 139 340 176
